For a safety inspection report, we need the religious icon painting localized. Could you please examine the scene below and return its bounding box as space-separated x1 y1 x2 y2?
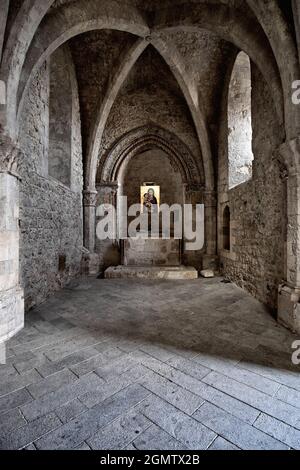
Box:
140 183 160 213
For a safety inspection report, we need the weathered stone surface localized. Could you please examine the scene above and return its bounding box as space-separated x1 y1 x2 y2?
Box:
18 59 83 311
0 388 32 414
0 167 24 344
0 408 26 435
87 409 151 450
35 384 150 450
200 269 214 278
228 52 253 189
194 402 288 450
131 424 188 450
123 238 181 267
139 394 216 450
0 286 24 344
105 265 198 280
56 398 87 424
219 63 286 310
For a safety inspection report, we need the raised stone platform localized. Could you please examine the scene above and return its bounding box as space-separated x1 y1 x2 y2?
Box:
123 237 181 267
105 265 198 280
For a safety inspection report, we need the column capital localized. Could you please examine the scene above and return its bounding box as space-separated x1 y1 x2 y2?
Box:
278 136 300 176
83 189 98 207
184 183 204 193
203 190 217 207
0 132 21 176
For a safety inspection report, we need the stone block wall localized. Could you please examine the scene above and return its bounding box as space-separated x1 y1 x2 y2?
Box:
123 238 181 267
19 174 83 310
98 47 203 176
95 47 205 271
219 63 286 310
18 56 83 311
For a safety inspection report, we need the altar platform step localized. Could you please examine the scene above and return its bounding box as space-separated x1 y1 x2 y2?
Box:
104 265 198 280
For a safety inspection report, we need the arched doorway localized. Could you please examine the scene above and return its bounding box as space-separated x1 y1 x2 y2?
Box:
96 125 205 274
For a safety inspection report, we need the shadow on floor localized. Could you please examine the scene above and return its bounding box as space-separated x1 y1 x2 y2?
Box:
19 276 300 375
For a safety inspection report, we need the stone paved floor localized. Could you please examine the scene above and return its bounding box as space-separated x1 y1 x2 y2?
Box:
1 277 300 450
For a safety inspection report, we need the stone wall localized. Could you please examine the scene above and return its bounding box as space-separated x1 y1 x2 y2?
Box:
18 57 83 311
219 63 286 310
95 46 205 271
69 30 137 157
123 148 183 208
123 238 181 267
228 51 254 188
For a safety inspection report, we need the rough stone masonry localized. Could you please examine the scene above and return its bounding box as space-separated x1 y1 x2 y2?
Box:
0 3 300 445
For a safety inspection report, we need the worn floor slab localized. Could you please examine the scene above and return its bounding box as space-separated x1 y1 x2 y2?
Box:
0 276 300 450
105 265 198 280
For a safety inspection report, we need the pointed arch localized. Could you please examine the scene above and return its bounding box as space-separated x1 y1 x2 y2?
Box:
223 205 231 251
11 0 150 137
1 0 56 136
98 125 203 186
151 35 214 192
87 36 214 192
153 3 284 126
86 39 148 190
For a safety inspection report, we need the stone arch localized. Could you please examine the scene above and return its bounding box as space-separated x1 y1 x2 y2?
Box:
17 42 82 193
98 125 204 186
151 36 214 192
8 0 286 196
87 37 214 193
9 2 283 135
9 0 150 137
1 0 56 135
86 39 148 192
153 3 284 126
95 125 206 266
246 0 300 139
3 0 289 200
1 0 291 144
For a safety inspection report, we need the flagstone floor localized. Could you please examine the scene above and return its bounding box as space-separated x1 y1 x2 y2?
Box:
1 277 300 450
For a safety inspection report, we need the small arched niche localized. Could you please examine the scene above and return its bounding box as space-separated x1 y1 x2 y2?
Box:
121 147 184 234
228 51 254 189
223 205 231 251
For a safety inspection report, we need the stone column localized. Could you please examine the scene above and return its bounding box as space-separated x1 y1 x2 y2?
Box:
203 190 218 270
183 183 203 256
83 189 98 252
96 182 120 269
278 137 300 333
0 133 24 353
82 189 100 275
